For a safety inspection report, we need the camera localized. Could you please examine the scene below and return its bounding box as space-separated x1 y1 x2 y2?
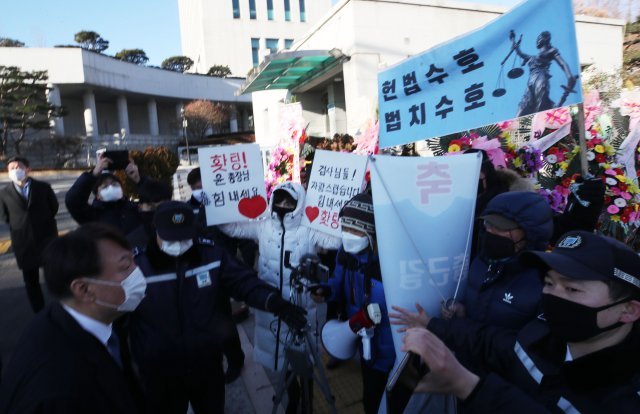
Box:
284 252 330 293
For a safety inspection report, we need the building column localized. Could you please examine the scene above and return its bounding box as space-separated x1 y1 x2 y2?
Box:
46 84 65 136
176 102 184 120
327 83 337 137
83 90 98 138
229 105 238 133
147 99 159 136
117 95 130 136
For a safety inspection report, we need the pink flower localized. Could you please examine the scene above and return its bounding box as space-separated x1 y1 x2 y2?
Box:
622 192 632 200
607 205 620 214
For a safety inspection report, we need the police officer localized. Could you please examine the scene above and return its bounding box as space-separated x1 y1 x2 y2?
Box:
129 201 306 413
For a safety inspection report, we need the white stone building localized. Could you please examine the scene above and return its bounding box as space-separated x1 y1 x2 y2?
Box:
0 47 253 164
239 0 625 148
177 0 334 76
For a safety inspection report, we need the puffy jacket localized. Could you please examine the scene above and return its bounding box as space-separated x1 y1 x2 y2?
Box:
327 249 395 373
130 238 278 378
65 172 141 235
221 182 341 370
462 192 553 330
428 317 640 413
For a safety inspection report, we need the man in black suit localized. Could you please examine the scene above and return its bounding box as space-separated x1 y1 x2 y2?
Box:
0 156 58 312
0 223 147 414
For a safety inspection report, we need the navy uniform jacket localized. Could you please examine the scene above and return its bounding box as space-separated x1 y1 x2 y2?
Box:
130 238 277 378
0 303 141 414
428 317 640 413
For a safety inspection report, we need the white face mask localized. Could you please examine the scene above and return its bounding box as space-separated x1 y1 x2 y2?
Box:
341 232 370 254
191 189 204 203
86 266 147 312
8 168 26 184
160 239 194 257
99 184 123 202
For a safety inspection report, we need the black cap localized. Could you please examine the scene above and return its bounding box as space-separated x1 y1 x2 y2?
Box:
521 231 640 290
153 201 197 241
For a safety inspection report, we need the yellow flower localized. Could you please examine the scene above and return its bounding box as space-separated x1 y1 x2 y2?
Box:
603 163 611 169
559 162 569 170
605 146 616 156
448 144 461 153
611 215 620 222
616 175 627 183
513 158 522 167
595 145 605 154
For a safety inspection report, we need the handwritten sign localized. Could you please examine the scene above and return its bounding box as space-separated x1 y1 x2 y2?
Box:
302 150 368 236
198 144 268 225
378 0 582 148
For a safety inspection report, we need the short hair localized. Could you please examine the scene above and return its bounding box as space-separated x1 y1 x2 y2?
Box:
138 178 172 203
43 223 131 299
187 167 201 187
7 156 29 168
605 279 640 302
92 172 122 195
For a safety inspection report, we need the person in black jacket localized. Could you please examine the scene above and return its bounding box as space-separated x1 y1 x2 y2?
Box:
0 223 147 414
129 201 307 414
65 152 142 234
402 231 640 414
0 156 58 312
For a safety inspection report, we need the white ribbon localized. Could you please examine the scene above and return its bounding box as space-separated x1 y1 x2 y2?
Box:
618 125 640 184
529 121 572 152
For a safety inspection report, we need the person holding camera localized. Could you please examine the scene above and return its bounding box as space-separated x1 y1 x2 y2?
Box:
65 152 143 235
401 231 640 413
311 193 396 414
220 182 340 413
128 201 307 413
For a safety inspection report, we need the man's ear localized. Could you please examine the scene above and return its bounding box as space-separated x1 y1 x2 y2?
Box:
69 278 95 303
619 300 640 324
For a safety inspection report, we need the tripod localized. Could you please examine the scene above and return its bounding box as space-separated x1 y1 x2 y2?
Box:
271 328 337 414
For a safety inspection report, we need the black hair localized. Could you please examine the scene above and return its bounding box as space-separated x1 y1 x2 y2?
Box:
187 167 201 187
92 173 122 195
138 178 172 203
7 156 29 168
43 223 131 299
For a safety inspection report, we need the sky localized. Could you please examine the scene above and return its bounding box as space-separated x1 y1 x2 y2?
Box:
0 0 521 67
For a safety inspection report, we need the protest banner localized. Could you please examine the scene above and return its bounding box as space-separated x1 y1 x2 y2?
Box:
302 150 368 236
378 0 582 148
198 144 268 225
370 152 481 355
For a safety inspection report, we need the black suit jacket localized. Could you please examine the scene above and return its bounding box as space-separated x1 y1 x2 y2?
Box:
0 178 58 269
0 303 141 414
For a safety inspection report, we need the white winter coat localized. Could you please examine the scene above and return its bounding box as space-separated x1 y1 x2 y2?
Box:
221 182 341 371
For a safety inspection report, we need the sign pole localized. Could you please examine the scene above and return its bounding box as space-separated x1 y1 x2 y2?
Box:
577 103 589 176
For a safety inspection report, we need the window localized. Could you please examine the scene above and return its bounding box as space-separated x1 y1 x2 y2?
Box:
249 0 256 19
232 0 240 18
251 38 260 66
266 38 279 54
284 0 291 21
299 0 306 22
267 0 274 20
285 39 294 49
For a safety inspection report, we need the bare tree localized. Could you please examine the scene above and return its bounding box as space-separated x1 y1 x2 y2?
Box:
184 100 231 139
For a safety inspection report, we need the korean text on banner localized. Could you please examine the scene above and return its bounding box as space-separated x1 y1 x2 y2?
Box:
378 0 582 148
370 153 481 356
198 144 269 226
302 150 368 236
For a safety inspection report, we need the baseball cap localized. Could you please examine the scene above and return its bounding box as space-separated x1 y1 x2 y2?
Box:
480 214 519 231
520 231 640 290
153 201 197 241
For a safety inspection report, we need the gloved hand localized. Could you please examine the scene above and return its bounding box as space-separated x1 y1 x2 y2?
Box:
268 295 308 331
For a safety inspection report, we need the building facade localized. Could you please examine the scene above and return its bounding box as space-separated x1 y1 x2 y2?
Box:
0 47 253 165
178 0 334 76
240 0 625 148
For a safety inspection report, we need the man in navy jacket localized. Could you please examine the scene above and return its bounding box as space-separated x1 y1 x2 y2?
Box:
402 231 640 413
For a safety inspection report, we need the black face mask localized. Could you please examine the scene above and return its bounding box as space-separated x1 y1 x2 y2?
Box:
273 205 295 220
541 293 630 342
479 230 522 262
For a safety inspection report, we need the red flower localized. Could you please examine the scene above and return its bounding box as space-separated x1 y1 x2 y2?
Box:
595 154 606 163
562 177 572 188
619 183 628 191
604 195 611 205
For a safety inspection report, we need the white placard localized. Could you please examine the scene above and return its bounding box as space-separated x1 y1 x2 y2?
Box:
302 150 368 236
198 144 268 225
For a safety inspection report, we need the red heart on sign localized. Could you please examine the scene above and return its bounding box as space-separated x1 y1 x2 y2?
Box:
305 206 320 222
238 196 267 219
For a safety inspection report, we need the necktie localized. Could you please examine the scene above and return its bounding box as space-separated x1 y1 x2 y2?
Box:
106 331 123 369
22 186 28 200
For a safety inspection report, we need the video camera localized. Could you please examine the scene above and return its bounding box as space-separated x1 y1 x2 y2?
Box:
284 252 330 294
